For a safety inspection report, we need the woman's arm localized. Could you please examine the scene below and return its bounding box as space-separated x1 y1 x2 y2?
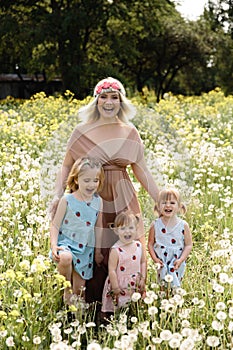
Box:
50 197 67 261
174 222 193 270
54 151 74 198
50 151 74 219
131 158 159 203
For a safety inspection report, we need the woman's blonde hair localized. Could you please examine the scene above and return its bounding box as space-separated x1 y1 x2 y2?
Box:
155 188 187 215
67 157 105 193
78 77 136 123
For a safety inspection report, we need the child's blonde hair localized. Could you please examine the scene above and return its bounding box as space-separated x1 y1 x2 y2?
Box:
155 188 187 215
110 210 139 229
67 157 105 193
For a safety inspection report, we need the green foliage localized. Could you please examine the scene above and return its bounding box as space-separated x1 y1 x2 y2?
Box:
1 0 228 100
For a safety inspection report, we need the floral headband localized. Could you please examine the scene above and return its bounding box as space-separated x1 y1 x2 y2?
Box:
94 81 123 97
78 157 102 170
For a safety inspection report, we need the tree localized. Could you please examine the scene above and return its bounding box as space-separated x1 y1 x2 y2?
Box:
103 1 214 101
169 17 219 96
0 0 225 99
0 0 113 97
206 0 233 36
149 18 214 101
203 0 233 95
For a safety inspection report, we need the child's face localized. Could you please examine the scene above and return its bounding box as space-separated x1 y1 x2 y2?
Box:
77 167 100 198
115 220 137 245
159 194 179 218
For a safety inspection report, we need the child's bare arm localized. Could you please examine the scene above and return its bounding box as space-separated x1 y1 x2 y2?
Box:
139 244 147 293
50 197 67 261
108 248 121 296
94 199 104 265
174 222 193 270
148 223 164 267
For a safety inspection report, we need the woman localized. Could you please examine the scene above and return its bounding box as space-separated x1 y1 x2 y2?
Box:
51 77 159 303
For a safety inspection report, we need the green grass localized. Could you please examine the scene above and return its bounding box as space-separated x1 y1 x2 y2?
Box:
0 89 232 349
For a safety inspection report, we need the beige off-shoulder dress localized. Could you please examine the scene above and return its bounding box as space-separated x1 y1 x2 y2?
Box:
65 121 145 303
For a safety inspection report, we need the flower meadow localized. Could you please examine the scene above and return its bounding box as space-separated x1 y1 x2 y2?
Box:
0 89 232 349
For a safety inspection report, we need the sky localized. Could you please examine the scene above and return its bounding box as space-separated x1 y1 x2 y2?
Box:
175 0 208 20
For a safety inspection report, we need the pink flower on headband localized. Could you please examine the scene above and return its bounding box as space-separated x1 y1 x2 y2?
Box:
95 81 121 95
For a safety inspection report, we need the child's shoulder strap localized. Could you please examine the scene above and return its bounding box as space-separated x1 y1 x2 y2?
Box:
153 217 160 227
63 193 72 202
92 193 101 210
180 218 188 228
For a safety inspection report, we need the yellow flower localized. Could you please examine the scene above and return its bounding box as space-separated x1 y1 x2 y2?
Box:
19 260 30 271
33 293 41 298
16 272 25 281
63 280 71 288
9 310 20 317
0 311 7 319
25 277 34 284
23 293 32 301
31 259 47 273
5 269 16 280
54 274 66 284
69 305 77 312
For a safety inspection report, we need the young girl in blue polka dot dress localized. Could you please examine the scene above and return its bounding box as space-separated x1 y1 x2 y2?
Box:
50 157 104 304
148 188 192 288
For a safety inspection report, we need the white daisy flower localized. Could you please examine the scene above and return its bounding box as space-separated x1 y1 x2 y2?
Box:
160 329 172 341
206 335 220 347
131 292 141 302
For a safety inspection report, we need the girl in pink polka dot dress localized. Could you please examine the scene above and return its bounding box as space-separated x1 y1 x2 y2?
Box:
50 157 104 304
148 188 193 288
101 211 146 314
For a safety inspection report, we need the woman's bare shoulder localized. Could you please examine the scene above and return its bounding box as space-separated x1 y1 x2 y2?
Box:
71 121 96 134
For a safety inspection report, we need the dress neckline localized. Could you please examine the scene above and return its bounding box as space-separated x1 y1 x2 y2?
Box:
70 193 93 206
158 217 182 234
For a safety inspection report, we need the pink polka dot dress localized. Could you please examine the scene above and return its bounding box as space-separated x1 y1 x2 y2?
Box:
101 240 142 312
153 218 187 287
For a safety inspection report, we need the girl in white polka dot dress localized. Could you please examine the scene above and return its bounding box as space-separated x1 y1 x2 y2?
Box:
148 188 192 288
50 157 104 304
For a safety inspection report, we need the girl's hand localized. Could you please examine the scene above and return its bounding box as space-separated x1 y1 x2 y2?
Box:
154 257 164 268
173 259 182 270
111 288 124 306
112 287 122 296
95 249 104 266
141 289 147 299
51 246 64 262
139 279 146 298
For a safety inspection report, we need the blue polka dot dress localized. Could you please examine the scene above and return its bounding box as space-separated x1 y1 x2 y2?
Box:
56 193 101 280
153 218 187 287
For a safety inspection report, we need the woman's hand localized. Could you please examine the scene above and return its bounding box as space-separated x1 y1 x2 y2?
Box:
95 249 104 266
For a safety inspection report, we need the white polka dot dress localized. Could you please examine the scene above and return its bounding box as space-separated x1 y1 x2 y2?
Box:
153 218 187 287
